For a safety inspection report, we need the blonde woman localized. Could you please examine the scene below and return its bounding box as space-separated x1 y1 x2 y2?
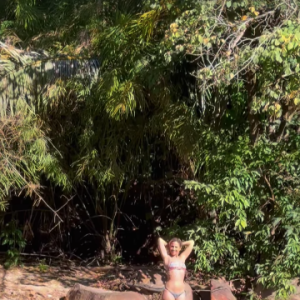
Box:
158 237 194 300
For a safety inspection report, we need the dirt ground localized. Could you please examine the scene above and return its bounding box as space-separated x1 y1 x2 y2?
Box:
0 257 209 300
0 263 109 300
0 260 168 300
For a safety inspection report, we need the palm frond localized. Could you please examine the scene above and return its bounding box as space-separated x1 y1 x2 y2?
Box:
0 114 69 211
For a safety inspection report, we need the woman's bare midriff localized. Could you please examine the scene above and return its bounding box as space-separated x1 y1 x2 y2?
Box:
165 269 186 293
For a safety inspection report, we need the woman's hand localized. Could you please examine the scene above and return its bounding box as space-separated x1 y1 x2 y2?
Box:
180 240 194 260
159 237 168 246
182 240 195 247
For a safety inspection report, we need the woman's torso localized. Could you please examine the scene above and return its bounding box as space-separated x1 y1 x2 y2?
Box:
164 257 186 292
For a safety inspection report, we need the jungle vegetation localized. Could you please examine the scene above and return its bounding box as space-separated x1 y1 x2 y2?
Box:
1 0 300 297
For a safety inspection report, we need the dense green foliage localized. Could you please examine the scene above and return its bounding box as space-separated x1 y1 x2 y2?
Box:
1 0 300 297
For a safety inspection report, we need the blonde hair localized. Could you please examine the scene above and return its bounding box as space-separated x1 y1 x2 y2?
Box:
169 237 182 247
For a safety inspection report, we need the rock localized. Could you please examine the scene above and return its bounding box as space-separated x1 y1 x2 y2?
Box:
130 270 165 293
211 279 236 300
66 283 146 300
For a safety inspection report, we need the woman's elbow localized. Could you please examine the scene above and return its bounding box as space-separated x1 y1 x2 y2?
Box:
158 237 164 245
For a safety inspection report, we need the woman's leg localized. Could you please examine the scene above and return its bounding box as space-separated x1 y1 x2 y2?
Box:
184 282 193 300
176 292 186 300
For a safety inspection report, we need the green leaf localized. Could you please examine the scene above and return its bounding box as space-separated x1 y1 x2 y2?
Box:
275 51 282 63
241 219 247 228
287 42 294 50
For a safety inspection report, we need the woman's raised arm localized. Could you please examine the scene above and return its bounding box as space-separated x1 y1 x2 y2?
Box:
157 237 169 262
180 240 194 260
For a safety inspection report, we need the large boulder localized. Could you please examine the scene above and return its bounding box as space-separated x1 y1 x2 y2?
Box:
211 279 236 300
65 284 146 300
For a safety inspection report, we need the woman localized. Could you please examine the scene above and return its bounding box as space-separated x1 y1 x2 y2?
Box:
158 237 194 300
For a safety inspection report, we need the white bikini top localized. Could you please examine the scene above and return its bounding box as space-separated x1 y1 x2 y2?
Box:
167 261 186 270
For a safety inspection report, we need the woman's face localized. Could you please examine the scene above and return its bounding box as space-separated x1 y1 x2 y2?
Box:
169 241 181 257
